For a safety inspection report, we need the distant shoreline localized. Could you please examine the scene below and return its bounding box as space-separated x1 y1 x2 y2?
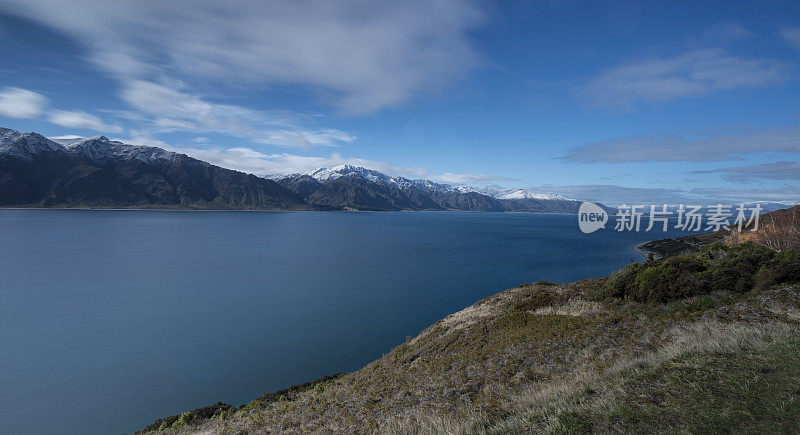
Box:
632 230 727 260
632 242 657 260
0 206 582 215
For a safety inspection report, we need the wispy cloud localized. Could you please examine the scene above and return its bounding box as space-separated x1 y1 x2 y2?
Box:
578 48 786 109
437 172 517 184
48 109 123 133
124 140 507 185
781 26 800 50
533 184 693 206
699 22 752 44
0 0 484 114
690 185 800 204
562 125 800 163
532 183 800 206
157 144 428 179
0 87 47 119
0 86 123 133
693 161 800 182
118 80 355 148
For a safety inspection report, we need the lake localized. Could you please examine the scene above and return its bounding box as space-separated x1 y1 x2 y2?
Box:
0 210 698 434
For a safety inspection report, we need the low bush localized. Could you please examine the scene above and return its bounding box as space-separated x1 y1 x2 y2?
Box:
603 243 800 303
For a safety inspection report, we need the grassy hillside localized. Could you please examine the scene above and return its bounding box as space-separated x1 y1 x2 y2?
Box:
142 242 800 434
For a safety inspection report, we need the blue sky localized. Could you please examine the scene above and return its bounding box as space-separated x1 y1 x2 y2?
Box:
0 0 799 205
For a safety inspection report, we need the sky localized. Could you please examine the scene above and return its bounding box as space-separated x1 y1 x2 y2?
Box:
0 0 799 205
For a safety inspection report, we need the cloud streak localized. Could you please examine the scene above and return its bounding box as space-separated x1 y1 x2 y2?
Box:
48 109 123 133
144 142 507 186
699 22 752 43
693 161 800 182
533 184 693 206
0 87 47 119
532 183 800 206
781 26 800 50
437 172 517 184
578 48 786 109
562 125 800 163
0 86 124 134
0 0 484 113
118 80 355 148
690 185 800 204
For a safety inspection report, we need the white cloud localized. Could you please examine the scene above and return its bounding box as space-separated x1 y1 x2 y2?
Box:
0 87 47 118
158 145 426 178
0 0 483 113
532 183 800 206
578 48 786 108
693 161 800 182
781 26 800 50
125 141 505 186
0 86 124 133
118 80 355 148
690 185 800 204
436 172 517 184
533 184 693 206
562 124 800 163
48 109 123 133
700 22 752 44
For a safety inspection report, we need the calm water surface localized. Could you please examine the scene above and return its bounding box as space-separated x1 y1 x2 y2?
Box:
0 210 697 434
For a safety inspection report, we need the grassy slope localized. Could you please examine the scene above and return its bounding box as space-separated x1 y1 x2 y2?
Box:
149 244 800 434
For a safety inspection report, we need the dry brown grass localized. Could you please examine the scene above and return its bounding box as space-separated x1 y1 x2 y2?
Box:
530 298 603 317
382 318 800 434
435 290 517 334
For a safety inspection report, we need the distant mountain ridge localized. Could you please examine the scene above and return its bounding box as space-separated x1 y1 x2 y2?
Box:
0 127 309 210
0 127 609 212
270 164 599 213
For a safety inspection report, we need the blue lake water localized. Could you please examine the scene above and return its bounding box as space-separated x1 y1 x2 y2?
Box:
0 210 699 434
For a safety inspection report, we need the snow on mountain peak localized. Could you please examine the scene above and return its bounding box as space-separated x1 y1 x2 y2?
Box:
300 165 574 201
0 128 65 159
451 185 573 201
305 165 393 184
50 134 179 164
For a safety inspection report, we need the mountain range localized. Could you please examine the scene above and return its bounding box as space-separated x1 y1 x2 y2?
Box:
0 127 602 212
0 128 309 210
268 165 597 213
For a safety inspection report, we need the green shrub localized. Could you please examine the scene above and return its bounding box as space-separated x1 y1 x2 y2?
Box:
701 243 775 293
171 412 195 429
212 408 235 420
603 243 799 304
604 263 644 299
752 251 800 291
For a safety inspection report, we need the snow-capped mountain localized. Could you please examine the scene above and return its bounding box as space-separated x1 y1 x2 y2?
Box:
295 164 572 201
272 165 592 213
53 136 179 164
0 127 65 159
302 165 453 194
0 127 307 210
457 185 571 201
0 129 178 165
306 165 392 183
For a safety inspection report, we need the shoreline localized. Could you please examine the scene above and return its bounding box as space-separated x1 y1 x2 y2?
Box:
631 230 727 260
631 242 653 260
0 206 584 215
